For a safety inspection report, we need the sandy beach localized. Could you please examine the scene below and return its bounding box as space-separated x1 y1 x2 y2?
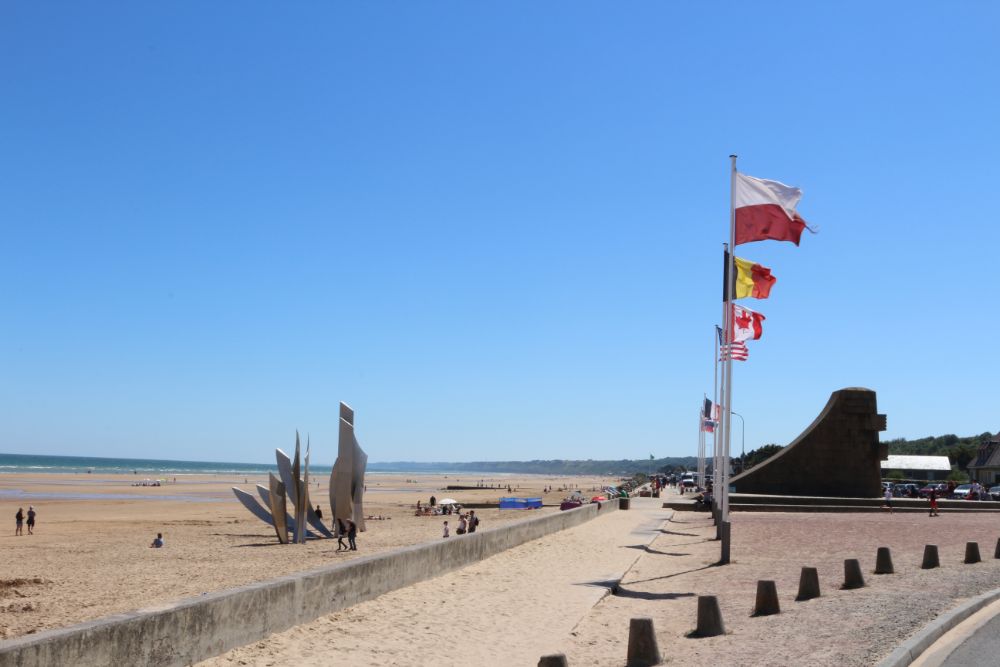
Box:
6 476 1000 666
0 471 610 641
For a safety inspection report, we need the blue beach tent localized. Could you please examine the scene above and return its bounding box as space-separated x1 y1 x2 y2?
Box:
499 497 543 509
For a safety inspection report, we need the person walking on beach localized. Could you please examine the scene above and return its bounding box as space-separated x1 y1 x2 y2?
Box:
15 507 24 536
456 514 467 535
347 519 357 551
442 520 449 538
468 510 479 534
315 504 323 520
26 506 36 534
928 488 940 517
336 519 349 551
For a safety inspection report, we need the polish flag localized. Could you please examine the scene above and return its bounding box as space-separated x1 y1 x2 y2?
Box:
735 172 810 246
731 304 765 343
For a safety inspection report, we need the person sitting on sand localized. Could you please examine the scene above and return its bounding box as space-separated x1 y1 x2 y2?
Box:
456 514 467 535
442 520 449 538
150 533 164 548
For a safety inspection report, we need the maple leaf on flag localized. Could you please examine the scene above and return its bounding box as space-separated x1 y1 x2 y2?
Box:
731 304 764 343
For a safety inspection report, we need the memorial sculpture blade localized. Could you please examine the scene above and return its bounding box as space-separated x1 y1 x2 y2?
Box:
297 437 309 544
330 401 367 533
256 484 319 538
233 486 317 541
232 488 276 528
268 473 289 544
255 484 297 535
293 433 307 544
276 445 333 539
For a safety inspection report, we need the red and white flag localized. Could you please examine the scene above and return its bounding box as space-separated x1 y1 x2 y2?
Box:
719 341 749 361
735 172 811 246
731 304 764 343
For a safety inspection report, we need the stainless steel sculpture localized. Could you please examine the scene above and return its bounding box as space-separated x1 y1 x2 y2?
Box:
268 473 289 544
329 402 368 535
276 444 333 540
232 402 368 543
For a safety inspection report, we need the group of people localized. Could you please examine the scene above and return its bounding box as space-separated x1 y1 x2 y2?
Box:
336 518 358 551
14 506 36 535
442 510 479 538
414 497 462 516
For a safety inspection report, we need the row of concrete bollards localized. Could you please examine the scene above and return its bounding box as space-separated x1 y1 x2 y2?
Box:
537 538 1000 666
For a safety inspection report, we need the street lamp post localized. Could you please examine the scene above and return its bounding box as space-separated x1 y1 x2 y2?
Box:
731 411 745 474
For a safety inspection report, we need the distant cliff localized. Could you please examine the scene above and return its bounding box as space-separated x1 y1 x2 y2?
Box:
367 457 698 476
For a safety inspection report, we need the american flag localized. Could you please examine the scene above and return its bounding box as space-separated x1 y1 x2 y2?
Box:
719 341 748 361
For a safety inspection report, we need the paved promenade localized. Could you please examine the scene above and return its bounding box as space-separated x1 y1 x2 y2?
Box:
204 491 1000 666
202 499 667 666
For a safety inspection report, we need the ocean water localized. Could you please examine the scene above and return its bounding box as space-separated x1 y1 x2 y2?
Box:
0 452 291 476
0 452 500 477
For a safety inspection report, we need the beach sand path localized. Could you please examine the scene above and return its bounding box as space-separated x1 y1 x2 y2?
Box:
201 501 666 666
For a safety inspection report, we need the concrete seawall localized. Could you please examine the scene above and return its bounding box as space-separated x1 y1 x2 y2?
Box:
0 499 620 667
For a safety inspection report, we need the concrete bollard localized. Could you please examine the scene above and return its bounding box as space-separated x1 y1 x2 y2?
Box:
796 567 821 601
752 580 780 616
626 617 662 667
694 595 726 637
921 545 940 569
538 654 568 667
965 542 981 564
843 559 865 589
994 538 1000 559
874 547 894 574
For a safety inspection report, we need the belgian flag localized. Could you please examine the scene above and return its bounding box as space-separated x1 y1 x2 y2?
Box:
723 251 776 300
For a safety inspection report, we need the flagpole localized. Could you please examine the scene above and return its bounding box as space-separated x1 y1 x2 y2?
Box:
712 325 721 525
699 398 707 488
719 154 738 564
715 248 728 530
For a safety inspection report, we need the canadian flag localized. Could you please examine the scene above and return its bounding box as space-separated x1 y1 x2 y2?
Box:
731 304 765 343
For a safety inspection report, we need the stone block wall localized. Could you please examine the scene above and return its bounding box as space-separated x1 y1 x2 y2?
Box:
729 388 887 498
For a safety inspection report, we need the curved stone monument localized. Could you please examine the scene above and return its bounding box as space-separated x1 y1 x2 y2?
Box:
730 387 887 498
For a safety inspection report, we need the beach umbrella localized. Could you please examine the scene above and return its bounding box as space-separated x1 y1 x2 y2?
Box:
438 498 459 505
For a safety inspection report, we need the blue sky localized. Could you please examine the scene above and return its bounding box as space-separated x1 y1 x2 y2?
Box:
2 2 997 464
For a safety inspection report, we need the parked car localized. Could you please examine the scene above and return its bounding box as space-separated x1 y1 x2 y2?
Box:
990 486 1000 501
919 483 949 498
893 483 920 498
952 484 975 499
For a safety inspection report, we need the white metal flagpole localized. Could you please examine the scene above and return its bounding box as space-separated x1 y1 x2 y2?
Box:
697 404 705 488
713 325 721 502
715 247 728 528
719 154 738 564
